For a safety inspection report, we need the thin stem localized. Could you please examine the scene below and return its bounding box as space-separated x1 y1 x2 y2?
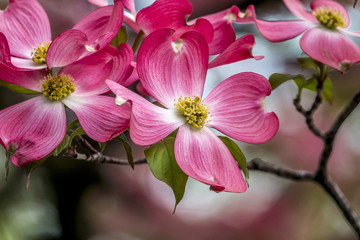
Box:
293 63 328 139
318 90 360 173
316 174 360 235
72 135 147 165
247 158 314 181
293 96 325 139
132 30 144 53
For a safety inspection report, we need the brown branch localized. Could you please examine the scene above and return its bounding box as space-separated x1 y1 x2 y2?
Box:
293 96 325 139
318 90 360 173
247 158 314 181
71 135 147 165
316 173 360 235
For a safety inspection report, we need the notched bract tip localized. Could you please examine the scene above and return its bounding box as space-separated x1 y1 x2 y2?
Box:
172 39 183 53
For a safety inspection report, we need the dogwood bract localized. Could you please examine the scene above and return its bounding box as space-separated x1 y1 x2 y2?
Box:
107 29 279 192
0 0 123 70
0 44 133 167
249 0 360 72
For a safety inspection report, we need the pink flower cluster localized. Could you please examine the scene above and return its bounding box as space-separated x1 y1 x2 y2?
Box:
249 0 360 72
0 0 283 192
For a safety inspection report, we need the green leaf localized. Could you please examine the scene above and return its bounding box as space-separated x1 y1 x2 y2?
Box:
24 156 49 190
53 134 70 156
303 77 333 104
297 57 320 72
269 73 305 91
68 126 86 147
219 136 249 187
98 142 107 153
0 80 39 95
115 134 134 169
303 77 316 90
145 136 188 211
66 119 80 130
322 77 333 104
110 26 127 48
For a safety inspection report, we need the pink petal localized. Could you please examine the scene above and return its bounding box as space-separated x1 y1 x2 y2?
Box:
62 95 130 142
200 5 250 24
46 29 89 69
197 5 254 55
0 33 11 64
106 80 184 146
0 61 46 91
234 5 257 24
122 61 139 87
0 96 66 166
203 72 279 144
300 27 360 72
0 33 47 70
310 0 350 28
136 0 192 35
284 0 317 22
122 0 136 14
88 0 108 7
172 18 214 44
0 0 51 59
124 11 141 33
174 125 247 193
208 34 263 69
73 1 124 49
137 29 208 108
47 1 123 68
255 19 312 42
88 0 135 14
10 57 47 70
107 43 135 86
342 29 360 39
59 45 116 95
207 19 235 55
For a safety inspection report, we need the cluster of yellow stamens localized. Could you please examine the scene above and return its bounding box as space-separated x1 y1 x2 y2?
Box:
313 7 345 30
176 96 209 129
31 41 51 64
41 74 76 101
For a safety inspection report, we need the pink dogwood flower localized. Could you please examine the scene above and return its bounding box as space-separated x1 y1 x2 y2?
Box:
0 42 134 167
89 0 255 57
248 0 360 72
188 5 254 55
0 0 124 70
106 29 279 192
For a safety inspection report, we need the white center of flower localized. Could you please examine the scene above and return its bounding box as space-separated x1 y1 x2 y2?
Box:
172 39 183 53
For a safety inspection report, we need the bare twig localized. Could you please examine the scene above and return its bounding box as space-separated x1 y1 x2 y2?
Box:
293 96 325 139
72 135 147 165
247 158 314 181
318 90 360 173
316 173 360 234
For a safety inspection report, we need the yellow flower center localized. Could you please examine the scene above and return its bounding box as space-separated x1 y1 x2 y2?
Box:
313 7 345 30
31 41 51 64
176 96 209 129
41 74 76 101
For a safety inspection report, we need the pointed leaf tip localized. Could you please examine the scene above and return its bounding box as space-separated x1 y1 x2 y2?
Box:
145 135 188 211
115 134 134 169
